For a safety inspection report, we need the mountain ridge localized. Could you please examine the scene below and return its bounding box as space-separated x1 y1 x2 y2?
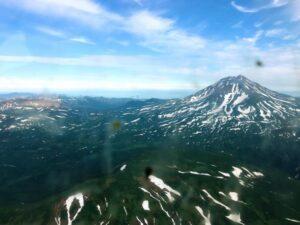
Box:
117 75 299 139
1 75 299 137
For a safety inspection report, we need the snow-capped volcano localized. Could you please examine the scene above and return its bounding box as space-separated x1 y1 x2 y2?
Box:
184 75 298 121
120 75 300 136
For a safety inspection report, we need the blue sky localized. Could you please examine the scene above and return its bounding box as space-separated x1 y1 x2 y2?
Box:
0 0 299 98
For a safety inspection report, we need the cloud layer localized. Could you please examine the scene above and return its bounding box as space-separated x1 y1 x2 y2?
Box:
0 0 299 95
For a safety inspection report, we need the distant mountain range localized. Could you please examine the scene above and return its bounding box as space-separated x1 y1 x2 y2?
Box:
0 75 299 177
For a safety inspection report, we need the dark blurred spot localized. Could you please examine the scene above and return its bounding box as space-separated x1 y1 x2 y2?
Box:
255 60 264 67
112 120 121 131
145 166 153 179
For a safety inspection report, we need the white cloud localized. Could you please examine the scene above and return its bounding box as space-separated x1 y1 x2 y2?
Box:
273 20 284 25
36 25 96 45
265 28 298 40
0 1 299 93
3 1 205 55
232 21 243 29
123 10 206 54
39 0 102 14
254 21 264 28
265 28 285 37
0 37 299 93
282 34 298 40
107 38 130 46
242 30 264 44
231 0 288 13
36 26 65 37
272 0 289 7
139 29 206 54
70 37 95 45
231 1 260 13
35 24 97 45
236 0 299 23
125 11 173 36
2 0 122 27
289 0 300 21
0 55 147 68
0 74 193 92
132 0 144 6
